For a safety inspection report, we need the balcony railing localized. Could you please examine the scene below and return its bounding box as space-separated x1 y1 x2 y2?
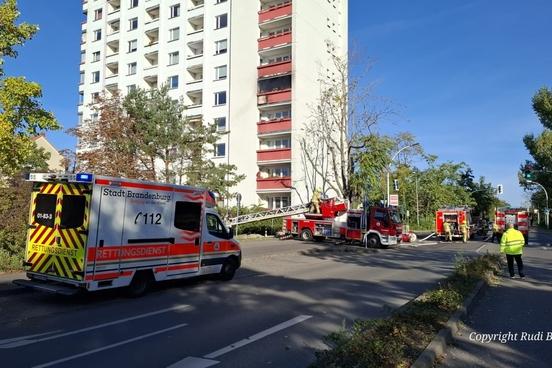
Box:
257 88 291 105
259 2 292 24
257 148 291 162
256 176 292 190
258 60 291 78
258 31 291 50
257 118 291 135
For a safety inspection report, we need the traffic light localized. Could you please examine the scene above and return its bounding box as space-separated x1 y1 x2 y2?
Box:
497 184 503 195
393 179 399 191
523 164 536 180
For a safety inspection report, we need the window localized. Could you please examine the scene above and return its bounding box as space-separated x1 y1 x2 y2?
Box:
92 71 100 83
271 167 290 177
174 202 202 231
214 143 226 157
78 92 84 105
206 213 229 238
128 39 137 52
169 27 180 41
170 4 180 18
215 65 227 80
91 92 100 102
265 138 290 149
129 17 138 30
93 29 102 41
215 117 226 131
215 14 228 29
80 51 86 63
269 196 290 209
34 194 56 228
92 51 100 62
90 113 99 122
94 8 103 21
129 0 138 8
127 62 137 75
215 39 227 54
168 75 179 89
127 84 137 93
168 51 179 65
79 72 85 85
61 195 86 229
214 91 226 105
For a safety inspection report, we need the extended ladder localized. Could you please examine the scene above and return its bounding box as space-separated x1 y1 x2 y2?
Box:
226 203 311 226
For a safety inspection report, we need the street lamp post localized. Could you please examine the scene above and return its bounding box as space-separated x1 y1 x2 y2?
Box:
528 180 549 229
386 143 420 206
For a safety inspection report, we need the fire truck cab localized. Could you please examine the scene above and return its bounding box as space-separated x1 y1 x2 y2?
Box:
14 173 241 296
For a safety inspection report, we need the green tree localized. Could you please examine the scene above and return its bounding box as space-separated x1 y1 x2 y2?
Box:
0 0 60 179
521 87 552 208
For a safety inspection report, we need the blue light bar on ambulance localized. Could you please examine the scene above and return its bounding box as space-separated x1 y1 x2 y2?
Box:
76 173 93 182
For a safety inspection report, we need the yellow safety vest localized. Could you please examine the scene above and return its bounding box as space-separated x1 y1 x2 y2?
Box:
500 228 525 255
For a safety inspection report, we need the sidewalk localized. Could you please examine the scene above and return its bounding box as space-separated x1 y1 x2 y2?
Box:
439 245 552 367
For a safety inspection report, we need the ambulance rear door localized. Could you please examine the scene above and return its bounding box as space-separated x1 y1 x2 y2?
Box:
26 182 91 282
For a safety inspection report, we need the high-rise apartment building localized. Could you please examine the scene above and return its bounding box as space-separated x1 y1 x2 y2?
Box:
79 0 347 208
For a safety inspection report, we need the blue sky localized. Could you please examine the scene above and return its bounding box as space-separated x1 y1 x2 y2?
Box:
5 1 552 206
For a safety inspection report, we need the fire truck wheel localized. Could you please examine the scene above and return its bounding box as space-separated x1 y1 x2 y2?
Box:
126 271 152 298
300 228 313 241
220 257 238 281
365 234 381 248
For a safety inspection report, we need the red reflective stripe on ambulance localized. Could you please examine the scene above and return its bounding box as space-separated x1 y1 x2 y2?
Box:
203 241 240 253
88 243 199 261
154 263 199 273
85 270 133 281
94 179 173 192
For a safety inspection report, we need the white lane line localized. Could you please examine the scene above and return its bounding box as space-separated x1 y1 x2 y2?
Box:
167 357 220 368
476 244 488 253
0 304 191 349
33 323 188 368
204 315 312 359
0 330 62 345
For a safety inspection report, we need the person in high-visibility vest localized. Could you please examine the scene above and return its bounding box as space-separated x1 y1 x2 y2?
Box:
460 219 469 243
500 223 525 278
443 220 452 242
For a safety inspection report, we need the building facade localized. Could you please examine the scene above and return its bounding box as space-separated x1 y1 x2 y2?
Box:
79 0 347 208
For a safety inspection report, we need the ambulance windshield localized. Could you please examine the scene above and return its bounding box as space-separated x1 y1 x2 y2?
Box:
60 195 86 228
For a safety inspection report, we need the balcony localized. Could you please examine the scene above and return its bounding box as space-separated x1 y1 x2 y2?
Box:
258 60 291 78
257 88 291 106
257 118 291 135
257 148 291 162
187 15 204 35
258 31 292 50
145 27 159 46
259 2 291 24
256 176 292 191
144 74 158 89
145 4 160 24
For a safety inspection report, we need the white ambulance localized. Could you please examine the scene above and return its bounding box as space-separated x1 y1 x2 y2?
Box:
14 173 241 296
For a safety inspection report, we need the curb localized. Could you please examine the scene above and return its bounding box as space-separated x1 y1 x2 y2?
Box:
410 279 488 368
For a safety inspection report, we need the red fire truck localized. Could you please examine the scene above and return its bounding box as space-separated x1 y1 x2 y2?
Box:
284 198 403 248
495 208 529 244
435 207 474 240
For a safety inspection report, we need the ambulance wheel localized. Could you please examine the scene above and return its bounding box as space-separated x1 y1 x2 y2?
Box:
127 271 151 297
300 228 313 241
220 258 238 281
365 234 381 248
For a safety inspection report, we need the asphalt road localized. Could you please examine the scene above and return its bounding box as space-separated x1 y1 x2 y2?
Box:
0 237 486 368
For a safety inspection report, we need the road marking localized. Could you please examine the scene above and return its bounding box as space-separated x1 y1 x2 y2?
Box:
167 357 220 368
0 304 191 349
204 315 312 359
476 244 488 253
33 323 188 368
0 330 62 345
